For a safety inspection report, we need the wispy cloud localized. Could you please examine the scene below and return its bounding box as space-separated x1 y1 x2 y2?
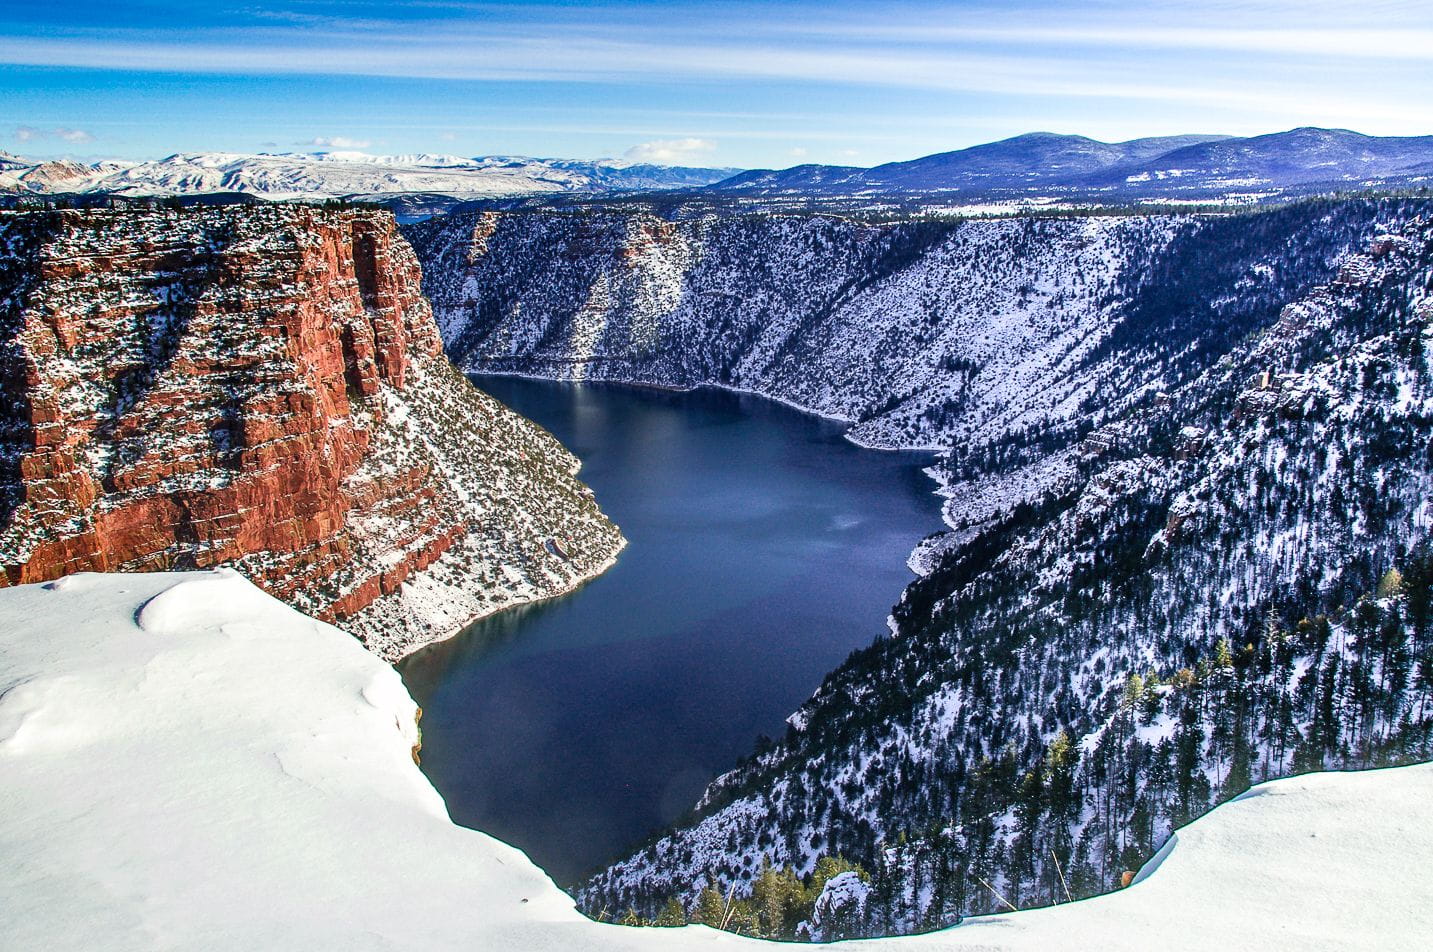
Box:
624 137 716 164
2 26 1425 125
14 125 93 144
1 1 1430 165
303 135 371 149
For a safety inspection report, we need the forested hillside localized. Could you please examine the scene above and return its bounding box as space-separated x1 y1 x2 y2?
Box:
407 196 1427 458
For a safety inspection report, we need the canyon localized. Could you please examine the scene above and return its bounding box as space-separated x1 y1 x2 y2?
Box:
2 188 1430 942
404 195 1433 934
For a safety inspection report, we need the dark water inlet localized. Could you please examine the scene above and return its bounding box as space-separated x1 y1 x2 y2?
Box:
398 377 943 887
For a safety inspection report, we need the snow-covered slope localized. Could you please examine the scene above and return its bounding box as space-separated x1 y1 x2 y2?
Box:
407 196 1431 458
405 194 1433 932
0 151 738 200
411 210 1189 450
1 569 1428 951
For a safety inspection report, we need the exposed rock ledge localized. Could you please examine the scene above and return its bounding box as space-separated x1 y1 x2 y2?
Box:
0 206 624 658
1 570 1427 951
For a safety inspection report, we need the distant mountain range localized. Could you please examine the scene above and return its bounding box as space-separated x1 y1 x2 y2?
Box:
712 128 1433 203
4 128 1430 208
0 149 740 201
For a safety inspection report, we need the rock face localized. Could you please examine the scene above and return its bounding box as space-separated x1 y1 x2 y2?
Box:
0 204 624 658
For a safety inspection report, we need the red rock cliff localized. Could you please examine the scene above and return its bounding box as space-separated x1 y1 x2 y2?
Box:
0 204 623 658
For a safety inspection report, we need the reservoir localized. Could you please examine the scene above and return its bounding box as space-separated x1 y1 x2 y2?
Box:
398 376 943 887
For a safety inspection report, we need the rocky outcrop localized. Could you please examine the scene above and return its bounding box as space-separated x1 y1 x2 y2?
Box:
0 204 624 658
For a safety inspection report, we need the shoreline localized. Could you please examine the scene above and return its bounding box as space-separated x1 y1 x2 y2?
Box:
380 539 627 665
467 366 953 452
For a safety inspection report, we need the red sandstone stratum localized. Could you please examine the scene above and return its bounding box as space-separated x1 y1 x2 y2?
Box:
0 204 624 658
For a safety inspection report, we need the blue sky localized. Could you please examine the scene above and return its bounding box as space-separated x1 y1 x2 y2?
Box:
1 0 1430 168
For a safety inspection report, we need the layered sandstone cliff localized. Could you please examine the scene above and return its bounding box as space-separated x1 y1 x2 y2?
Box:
0 204 624 658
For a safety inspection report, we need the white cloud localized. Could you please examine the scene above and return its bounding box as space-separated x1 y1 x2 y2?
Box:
4 27 1430 132
3 3 1432 148
440 131 457 141
788 147 808 158
305 135 371 149
13 125 92 144
623 137 717 164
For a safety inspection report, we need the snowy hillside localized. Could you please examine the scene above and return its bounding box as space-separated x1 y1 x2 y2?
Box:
409 210 1185 450
407 196 1431 460
1 569 1428 951
0 150 738 201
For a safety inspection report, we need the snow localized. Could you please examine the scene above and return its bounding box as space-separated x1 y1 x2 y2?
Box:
2 570 1430 951
804 871 872 942
0 150 735 200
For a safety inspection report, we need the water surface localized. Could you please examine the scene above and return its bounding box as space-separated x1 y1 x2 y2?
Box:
398 377 942 886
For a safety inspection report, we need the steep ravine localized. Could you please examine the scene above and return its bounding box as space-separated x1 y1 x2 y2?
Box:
0 204 624 659
579 216 1433 936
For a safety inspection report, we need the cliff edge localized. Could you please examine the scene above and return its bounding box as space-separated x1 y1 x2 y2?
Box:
0 204 624 658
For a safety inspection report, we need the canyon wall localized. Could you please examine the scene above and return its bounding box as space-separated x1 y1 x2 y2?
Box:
407 199 1414 461
0 204 624 659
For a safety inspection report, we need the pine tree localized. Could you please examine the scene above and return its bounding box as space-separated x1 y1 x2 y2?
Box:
654 896 687 927
694 881 727 927
750 858 804 938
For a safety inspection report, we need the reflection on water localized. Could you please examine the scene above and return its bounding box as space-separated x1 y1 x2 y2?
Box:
398 377 943 887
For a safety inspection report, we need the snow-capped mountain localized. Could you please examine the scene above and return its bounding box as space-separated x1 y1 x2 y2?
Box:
1091 127 1433 190
710 128 1433 202
0 150 739 200
404 194 1433 936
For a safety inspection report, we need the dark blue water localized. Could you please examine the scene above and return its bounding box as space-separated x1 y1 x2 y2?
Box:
397 377 942 886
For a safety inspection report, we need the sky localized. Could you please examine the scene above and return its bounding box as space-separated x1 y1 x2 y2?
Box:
1 0 1431 169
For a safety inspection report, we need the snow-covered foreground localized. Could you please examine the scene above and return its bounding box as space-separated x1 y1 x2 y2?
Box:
1 570 1428 951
